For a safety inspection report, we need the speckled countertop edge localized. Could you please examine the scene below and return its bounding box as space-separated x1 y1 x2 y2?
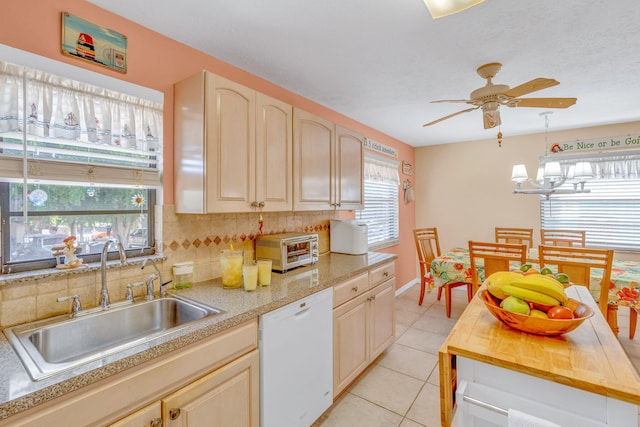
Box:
0 252 396 420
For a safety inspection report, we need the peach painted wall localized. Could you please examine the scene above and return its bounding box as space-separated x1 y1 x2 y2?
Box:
415 121 640 262
0 0 418 289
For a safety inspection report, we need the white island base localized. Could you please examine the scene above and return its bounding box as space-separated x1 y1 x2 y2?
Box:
453 356 636 427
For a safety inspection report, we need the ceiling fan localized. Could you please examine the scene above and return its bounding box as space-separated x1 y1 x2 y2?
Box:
423 62 577 129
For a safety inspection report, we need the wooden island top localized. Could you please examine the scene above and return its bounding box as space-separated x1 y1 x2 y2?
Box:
438 285 640 427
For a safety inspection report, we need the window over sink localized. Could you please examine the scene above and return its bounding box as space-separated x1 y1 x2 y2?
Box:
0 48 163 273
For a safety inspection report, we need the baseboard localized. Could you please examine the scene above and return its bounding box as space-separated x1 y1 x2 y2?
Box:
396 279 419 297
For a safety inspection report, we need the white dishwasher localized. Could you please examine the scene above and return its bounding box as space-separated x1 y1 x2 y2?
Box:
259 287 333 427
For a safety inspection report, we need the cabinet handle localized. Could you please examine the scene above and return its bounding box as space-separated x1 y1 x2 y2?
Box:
259 201 265 207
383 271 389 277
169 408 181 420
150 418 163 427
352 286 358 292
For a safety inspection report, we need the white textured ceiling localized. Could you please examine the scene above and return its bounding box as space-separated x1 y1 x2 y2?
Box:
89 0 640 147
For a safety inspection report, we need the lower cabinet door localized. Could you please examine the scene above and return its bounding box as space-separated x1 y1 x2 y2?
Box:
333 292 368 396
369 278 396 360
162 350 259 427
109 402 162 427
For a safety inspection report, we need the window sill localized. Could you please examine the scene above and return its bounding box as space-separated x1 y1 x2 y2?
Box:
0 254 166 286
368 239 400 252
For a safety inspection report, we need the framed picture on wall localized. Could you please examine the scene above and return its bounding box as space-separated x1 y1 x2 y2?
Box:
61 11 128 73
402 161 413 176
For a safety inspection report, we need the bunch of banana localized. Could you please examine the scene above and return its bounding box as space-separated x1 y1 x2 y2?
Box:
500 274 568 307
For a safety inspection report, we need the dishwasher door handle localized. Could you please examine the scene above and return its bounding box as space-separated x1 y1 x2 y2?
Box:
294 306 311 318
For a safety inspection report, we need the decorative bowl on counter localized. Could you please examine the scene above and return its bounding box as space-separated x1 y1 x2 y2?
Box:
479 290 594 336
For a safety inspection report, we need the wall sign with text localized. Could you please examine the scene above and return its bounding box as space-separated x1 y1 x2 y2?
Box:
364 138 398 158
550 134 640 155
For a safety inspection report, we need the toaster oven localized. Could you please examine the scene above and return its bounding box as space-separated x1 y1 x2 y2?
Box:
255 232 319 273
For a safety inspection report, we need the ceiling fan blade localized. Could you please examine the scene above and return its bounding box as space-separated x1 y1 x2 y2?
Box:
423 106 480 127
513 97 577 108
430 99 474 104
503 78 559 98
483 109 501 129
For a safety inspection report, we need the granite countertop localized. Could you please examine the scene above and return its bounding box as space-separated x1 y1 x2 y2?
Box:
0 251 396 420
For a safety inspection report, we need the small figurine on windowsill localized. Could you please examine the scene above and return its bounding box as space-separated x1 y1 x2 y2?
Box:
52 236 85 269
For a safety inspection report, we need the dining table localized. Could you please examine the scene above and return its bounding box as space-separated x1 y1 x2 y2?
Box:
429 247 640 312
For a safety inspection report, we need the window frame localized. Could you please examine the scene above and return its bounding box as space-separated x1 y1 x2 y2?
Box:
0 182 156 273
356 154 400 251
0 48 163 274
540 178 640 253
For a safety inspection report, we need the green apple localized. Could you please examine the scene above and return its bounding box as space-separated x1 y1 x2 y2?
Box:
500 296 531 315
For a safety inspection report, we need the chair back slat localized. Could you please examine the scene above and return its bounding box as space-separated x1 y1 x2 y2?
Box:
468 240 527 294
414 228 441 277
540 229 586 248
538 245 614 317
495 227 533 250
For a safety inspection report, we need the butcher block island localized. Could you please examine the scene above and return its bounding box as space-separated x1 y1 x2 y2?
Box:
439 285 640 427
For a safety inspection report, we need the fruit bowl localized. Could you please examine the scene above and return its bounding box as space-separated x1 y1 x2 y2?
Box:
479 290 594 336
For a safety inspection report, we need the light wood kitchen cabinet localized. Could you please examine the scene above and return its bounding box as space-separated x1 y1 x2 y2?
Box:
109 402 161 427
333 262 395 396
255 93 293 212
293 108 363 211
368 278 395 360
162 350 259 427
174 70 292 213
0 320 258 427
334 124 365 210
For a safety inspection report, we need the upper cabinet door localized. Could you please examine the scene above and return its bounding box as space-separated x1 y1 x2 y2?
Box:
255 93 293 212
206 73 256 213
174 71 207 214
293 109 334 210
335 125 364 210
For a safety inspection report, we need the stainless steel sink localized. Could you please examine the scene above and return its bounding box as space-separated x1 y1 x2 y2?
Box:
4 296 222 381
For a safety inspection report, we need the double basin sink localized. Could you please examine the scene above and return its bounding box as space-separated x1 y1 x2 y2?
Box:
3 296 222 381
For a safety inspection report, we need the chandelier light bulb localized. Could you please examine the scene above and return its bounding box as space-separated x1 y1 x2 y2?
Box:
511 164 528 183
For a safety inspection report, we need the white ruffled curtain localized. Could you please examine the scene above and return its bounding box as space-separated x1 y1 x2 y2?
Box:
364 156 400 185
541 153 640 180
0 61 162 168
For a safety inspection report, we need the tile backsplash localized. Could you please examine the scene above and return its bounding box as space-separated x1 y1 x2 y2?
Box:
160 205 336 284
0 205 337 327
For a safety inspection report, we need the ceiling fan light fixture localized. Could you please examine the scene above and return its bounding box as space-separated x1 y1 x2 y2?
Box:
423 0 484 19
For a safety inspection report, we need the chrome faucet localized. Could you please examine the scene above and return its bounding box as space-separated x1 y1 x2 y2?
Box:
141 258 166 298
100 239 127 309
144 273 159 300
57 294 82 318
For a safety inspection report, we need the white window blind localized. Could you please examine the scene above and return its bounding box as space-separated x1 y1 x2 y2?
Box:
540 179 640 252
356 154 400 250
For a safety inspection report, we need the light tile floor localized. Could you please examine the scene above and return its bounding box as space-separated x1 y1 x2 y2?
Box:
314 284 640 427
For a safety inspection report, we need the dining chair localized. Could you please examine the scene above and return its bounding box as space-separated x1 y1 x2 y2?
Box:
413 228 472 316
495 227 534 251
468 241 527 295
538 245 617 335
540 229 586 248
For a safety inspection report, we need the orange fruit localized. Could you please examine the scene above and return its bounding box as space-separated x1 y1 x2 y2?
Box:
547 306 573 319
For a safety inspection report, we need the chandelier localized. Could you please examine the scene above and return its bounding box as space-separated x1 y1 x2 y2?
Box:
511 112 592 198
